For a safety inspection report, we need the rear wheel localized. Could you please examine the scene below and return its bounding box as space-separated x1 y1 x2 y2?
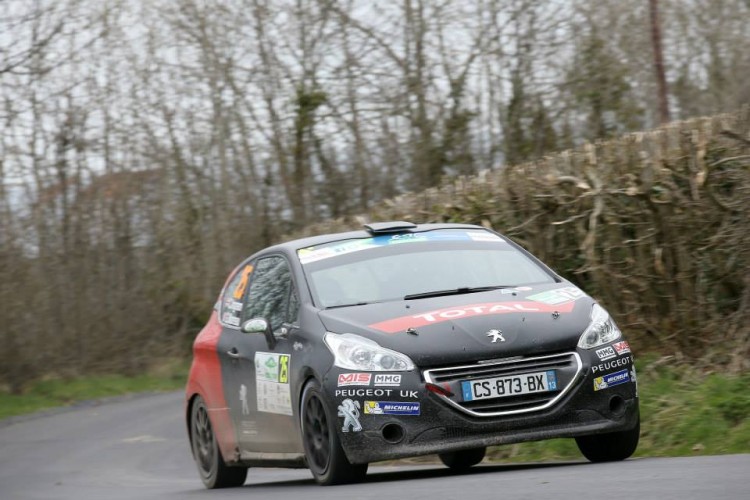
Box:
300 379 368 485
190 396 247 488
439 447 486 470
576 417 640 462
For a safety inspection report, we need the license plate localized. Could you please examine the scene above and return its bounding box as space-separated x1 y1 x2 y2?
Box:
461 370 558 401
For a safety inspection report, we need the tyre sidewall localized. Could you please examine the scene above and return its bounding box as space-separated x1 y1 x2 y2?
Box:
190 396 220 488
301 380 335 483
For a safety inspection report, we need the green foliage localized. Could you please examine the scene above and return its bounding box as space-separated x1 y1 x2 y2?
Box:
0 359 188 420
486 358 750 462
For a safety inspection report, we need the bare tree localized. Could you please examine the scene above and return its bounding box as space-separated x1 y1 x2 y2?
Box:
649 0 670 124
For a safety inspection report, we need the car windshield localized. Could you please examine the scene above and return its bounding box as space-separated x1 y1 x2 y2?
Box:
297 229 555 309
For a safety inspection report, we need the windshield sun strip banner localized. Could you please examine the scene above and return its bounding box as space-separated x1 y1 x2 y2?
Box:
297 230 505 265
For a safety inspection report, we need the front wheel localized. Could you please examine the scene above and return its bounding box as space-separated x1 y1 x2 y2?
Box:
300 379 368 485
190 396 247 488
575 417 640 462
439 447 486 470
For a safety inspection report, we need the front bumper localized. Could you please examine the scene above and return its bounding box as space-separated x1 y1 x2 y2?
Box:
324 348 639 464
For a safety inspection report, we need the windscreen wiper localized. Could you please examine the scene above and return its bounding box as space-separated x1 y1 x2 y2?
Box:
325 301 370 310
404 285 512 300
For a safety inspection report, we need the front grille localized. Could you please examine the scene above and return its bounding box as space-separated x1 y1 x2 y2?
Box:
423 352 582 418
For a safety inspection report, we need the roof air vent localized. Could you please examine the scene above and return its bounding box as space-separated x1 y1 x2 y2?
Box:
363 221 417 234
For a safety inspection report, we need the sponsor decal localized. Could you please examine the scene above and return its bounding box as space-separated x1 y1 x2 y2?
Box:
400 390 419 398
527 287 584 305
369 301 575 334
222 312 240 327
466 231 504 242
389 233 428 243
293 341 304 351
364 401 420 416
255 352 292 415
239 384 250 416
613 341 631 355
596 346 616 361
594 369 630 391
298 230 504 265
374 374 401 387
486 329 506 343
591 355 633 374
335 388 393 397
337 399 362 432
279 355 289 383
338 373 372 387
226 300 243 312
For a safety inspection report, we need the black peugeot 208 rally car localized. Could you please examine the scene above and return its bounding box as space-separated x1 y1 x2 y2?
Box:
185 222 639 487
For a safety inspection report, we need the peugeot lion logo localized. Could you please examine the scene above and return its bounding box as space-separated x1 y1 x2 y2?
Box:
486 329 506 343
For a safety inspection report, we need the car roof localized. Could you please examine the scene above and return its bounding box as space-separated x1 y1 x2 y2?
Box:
266 222 487 254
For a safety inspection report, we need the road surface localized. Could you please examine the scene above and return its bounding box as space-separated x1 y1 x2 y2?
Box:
0 391 746 500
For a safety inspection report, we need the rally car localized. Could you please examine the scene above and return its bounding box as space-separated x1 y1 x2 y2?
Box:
185 222 639 487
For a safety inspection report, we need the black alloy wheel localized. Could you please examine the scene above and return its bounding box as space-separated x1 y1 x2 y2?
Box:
190 396 247 488
300 379 368 485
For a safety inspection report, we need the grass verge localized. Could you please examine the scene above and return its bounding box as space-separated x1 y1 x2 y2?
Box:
486 355 750 462
0 359 189 421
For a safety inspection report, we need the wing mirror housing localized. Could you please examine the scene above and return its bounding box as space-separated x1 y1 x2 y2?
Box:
241 318 276 349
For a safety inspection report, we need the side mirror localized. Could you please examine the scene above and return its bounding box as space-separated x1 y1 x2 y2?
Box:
241 318 276 349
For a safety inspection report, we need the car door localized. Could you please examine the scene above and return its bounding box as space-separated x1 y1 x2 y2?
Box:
217 255 300 454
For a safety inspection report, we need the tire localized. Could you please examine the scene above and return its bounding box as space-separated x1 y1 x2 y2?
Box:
575 416 640 463
300 379 368 485
190 396 248 489
439 447 486 470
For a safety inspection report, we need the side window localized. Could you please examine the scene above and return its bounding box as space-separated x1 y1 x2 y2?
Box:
220 263 254 328
243 256 295 333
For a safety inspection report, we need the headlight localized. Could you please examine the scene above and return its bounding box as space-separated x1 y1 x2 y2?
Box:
324 332 415 371
577 304 622 349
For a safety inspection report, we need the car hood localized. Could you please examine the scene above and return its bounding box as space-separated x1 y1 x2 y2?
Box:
317 283 594 367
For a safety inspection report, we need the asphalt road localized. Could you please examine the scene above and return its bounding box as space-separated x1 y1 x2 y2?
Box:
0 391 747 500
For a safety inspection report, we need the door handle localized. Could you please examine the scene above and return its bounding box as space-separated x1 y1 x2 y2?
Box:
227 348 241 359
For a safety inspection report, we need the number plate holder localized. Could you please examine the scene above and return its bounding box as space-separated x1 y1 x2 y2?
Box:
461 370 558 402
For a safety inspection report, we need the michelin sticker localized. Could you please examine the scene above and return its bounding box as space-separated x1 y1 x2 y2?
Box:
255 352 292 415
364 401 420 416
593 369 630 391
